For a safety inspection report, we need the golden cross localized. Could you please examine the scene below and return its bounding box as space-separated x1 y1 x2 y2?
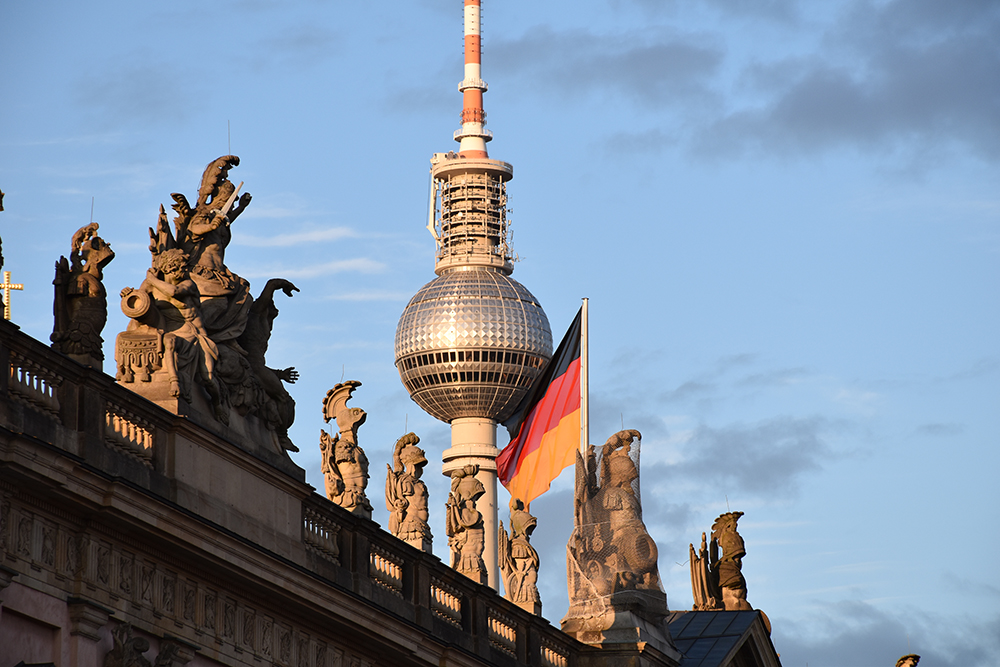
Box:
1 270 24 321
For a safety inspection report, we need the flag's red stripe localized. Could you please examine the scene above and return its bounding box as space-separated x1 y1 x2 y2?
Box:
498 357 580 484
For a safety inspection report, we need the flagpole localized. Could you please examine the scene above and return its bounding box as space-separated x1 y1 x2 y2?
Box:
580 298 589 462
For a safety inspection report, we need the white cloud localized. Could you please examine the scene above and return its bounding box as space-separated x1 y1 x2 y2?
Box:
236 227 359 247
242 258 385 279
322 290 412 302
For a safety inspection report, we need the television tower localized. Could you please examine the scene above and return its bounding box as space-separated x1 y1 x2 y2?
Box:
394 0 553 589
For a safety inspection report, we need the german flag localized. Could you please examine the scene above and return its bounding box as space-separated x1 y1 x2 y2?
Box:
497 308 582 506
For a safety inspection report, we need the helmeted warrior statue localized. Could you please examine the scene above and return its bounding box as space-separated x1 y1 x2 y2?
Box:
114 156 299 456
385 432 432 551
446 464 487 584
562 430 678 659
498 497 541 614
896 655 920 667
320 381 372 518
690 511 753 611
52 223 115 368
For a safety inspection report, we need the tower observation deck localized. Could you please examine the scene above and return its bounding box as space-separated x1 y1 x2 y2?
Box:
394 0 552 590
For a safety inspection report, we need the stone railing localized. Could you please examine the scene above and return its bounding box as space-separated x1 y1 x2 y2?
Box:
8 348 62 419
430 576 463 628
0 320 167 466
0 320 583 667
303 505 341 565
104 399 155 466
300 493 582 667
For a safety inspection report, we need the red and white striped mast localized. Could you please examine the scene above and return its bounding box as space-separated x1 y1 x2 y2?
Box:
456 0 491 158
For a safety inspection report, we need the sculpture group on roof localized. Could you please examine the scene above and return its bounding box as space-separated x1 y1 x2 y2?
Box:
113 156 299 452
563 429 668 636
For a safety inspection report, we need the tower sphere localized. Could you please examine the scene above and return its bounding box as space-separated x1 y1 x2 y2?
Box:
394 268 552 424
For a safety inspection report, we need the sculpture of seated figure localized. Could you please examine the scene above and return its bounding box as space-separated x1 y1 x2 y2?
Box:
119 248 225 421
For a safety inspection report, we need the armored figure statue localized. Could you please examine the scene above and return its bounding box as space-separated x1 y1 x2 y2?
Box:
115 156 299 454
690 511 753 612
385 432 432 552
446 465 487 584
52 223 115 368
896 655 920 667
563 429 668 638
498 497 541 614
320 381 372 518
714 511 752 611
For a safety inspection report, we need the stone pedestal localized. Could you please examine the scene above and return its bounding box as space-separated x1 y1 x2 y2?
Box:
563 605 682 667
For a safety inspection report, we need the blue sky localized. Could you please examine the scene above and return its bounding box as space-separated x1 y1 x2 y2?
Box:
2 1 998 665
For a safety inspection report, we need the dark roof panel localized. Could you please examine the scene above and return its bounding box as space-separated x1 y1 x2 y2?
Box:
667 610 766 667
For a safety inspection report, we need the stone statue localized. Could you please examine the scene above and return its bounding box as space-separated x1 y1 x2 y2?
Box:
446 464 487 584
896 655 920 667
320 381 372 518
689 511 752 612
120 249 225 421
114 156 299 454
498 497 541 614
165 154 253 342
562 429 671 648
385 432 432 551
237 278 299 451
689 531 721 611
713 511 752 611
51 223 115 368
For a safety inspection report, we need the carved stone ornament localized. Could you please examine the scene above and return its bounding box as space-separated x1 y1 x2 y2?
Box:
562 430 672 649
104 622 186 667
113 156 299 454
51 223 115 368
320 381 372 518
445 464 487 584
385 432 432 551
498 497 541 614
104 622 151 667
690 511 753 612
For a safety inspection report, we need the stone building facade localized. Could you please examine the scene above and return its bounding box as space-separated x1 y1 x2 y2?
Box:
0 319 778 667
